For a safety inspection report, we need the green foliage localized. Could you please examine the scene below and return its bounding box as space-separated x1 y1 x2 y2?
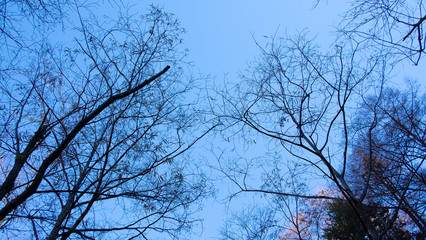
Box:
323 199 367 240
323 199 413 240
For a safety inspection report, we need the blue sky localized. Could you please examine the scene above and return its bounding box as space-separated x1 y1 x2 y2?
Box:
151 1 348 78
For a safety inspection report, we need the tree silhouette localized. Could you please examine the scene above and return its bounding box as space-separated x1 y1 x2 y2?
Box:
0 2 213 239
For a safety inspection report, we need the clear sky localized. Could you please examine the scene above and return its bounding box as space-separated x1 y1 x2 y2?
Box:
151 1 348 79
138 1 426 239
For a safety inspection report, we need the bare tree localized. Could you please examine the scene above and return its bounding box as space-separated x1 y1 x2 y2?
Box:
220 206 278 240
209 1 426 239
213 25 426 237
213 32 394 239
0 0 75 68
215 153 336 240
0 2 213 239
334 0 426 64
